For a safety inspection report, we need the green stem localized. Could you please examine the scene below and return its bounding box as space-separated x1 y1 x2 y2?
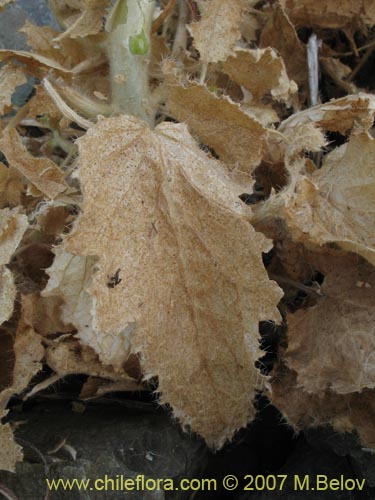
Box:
107 0 156 126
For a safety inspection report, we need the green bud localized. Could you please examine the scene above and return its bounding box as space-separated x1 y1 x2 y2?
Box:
129 30 150 55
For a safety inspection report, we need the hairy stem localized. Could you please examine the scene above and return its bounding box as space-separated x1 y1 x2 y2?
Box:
107 0 156 126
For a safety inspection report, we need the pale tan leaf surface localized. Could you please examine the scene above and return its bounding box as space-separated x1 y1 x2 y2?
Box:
0 63 27 115
0 410 22 473
0 296 44 410
285 253 375 394
260 5 307 85
0 128 68 199
43 249 98 352
0 267 16 326
223 48 297 103
64 115 282 448
188 0 245 64
166 77 266 174
281 0 375 29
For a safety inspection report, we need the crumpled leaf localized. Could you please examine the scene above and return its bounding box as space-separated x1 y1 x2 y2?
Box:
281 0 375 29
0 63 27 115
63 115 282 448
260 5 307 85
223 48 297 103
166 75 266 174
279 93 375 136
253 133 375 266
0 50 72 77
0 410 22 473
188 0 245 65
0 296 44 410
0 128 68 199
285 252 375 394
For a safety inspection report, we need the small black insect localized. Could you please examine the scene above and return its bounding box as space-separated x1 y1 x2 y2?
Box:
107 268 122 288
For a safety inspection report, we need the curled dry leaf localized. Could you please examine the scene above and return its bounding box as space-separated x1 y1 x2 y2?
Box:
188 0 245 65
63 115 282 448
0 63 27 115
0 208 28 266
166 75 266 174
254 133 375 266
223 48 297 103
281 0 375 29
0 49 72 77
0 410 22 473
279 93 375 136
260 5 307 86
0 128 68 199
285 252 375 394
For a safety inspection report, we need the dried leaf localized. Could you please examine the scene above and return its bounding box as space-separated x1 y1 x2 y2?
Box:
166 76 266 173
260 5 307 85
271 365 375 448
53 0 111 41
0 163 24 209
285 253 375 394
0 63 27 115
188 0 245 64
0 411 22 473
0 296 44 410
254 133 375 266
279 93 375 136
0 128 68 199
43 249 98 350
64 115 282 448
281 0 375 29
0 50 72 77
0 267 16 326
0 208 28 266
223 48 297 103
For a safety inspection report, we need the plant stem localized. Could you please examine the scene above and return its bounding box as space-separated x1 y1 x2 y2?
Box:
107 0 156 126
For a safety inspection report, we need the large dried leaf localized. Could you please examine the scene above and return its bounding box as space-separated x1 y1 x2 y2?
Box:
0 128 68 199
285 253 375 394
281 0 375 29
64 115 282 448
260 5 307 85
0 163 24 209
0 50 72 77
188 0 245 64
0 411 22 473
166 77 266 174
223 48 297 103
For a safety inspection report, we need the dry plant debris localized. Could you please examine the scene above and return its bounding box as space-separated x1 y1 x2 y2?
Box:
1 0 375 466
